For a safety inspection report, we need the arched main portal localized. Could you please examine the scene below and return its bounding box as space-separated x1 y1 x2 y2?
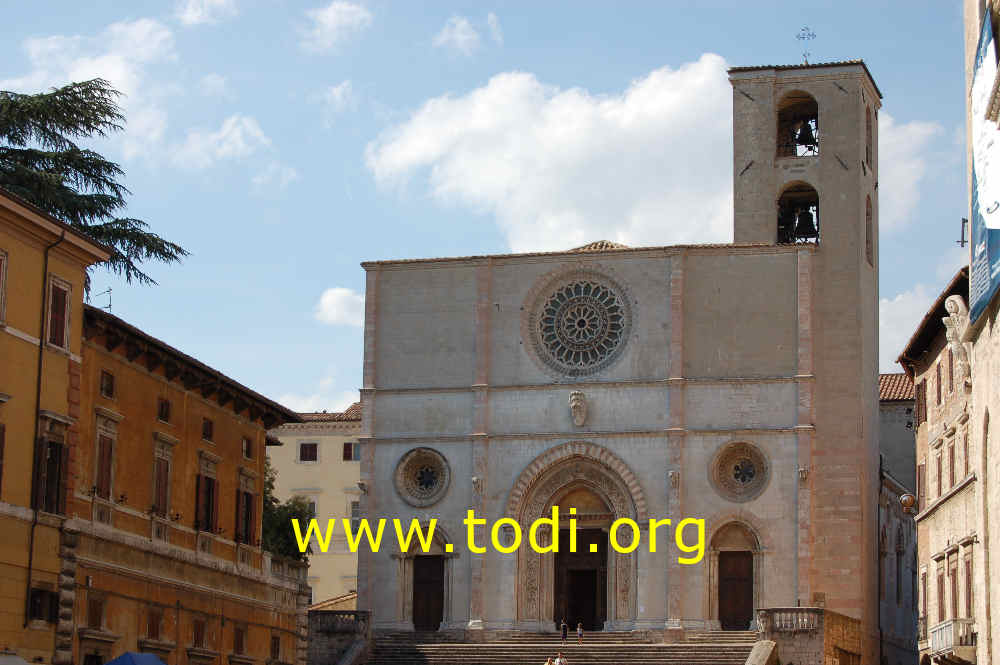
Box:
708 521 762 631
504 442 648 631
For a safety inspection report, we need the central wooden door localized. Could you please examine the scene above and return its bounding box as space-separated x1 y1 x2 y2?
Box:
718 551 754 630
554 529 606 631
413 555 445 631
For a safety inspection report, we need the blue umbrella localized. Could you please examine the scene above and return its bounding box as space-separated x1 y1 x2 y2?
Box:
104 653 168 665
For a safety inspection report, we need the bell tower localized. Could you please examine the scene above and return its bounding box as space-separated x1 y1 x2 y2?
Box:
729 61 882 663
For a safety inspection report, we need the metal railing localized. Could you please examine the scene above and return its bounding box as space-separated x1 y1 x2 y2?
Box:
930 618 976 655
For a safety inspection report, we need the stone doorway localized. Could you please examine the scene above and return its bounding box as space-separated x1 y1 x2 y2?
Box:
554 528 607 631
718 551 753 630
413 555 445 631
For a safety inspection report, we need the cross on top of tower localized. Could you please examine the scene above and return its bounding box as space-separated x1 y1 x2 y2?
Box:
796 26 816 64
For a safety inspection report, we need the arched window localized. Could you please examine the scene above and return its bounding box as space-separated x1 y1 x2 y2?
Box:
866 106 873 166
865 195 873 265
777 91 819 157
778 182 819 244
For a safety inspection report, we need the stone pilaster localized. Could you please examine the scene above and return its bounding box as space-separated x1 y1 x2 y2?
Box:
53 524 79 665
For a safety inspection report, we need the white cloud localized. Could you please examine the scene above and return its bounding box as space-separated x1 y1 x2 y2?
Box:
252 161 299 191
314 287 365 326
301 1 372 53
487 13 503 45
277 387 358 413
366 54 734 252
878 112 943 232
172 114 271 169
198 73 232 98
0 19 176 160
879 285 934 372
176 0 237 25
321 80 358 121
433 16 481 55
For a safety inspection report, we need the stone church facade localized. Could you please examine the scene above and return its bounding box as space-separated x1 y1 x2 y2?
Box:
357 61 881 659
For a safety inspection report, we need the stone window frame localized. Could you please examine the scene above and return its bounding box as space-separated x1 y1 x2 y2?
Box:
297 441 320 464
195 449 221 536
234 467 258 546
151 431 178 521
93 407 122 506
0 247 7 325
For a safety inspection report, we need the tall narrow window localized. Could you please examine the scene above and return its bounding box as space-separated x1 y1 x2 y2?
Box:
948 443 956 488
351 500 361 531
343 441 352 461
916 381 927 425
193 617 206 648
948 349 954 393
271 635 281 661
202 418 214 442
34 439 67 514
936 454 943 498
99 370 115 399
964 432 970 477
936 363 942 405
917 462 926 511
965 554 974 618
157 398 171 423
299 442 318 462
148 607 162 640
234 625 246 655
0 248 7 323
242 437 254 460
937 567 946 622
865 106 873 166
950 555 959 619
195 474 217 531
152 456 170 516
235 475 255 545
921 571 927 617
95 434 113 500
47 278 70 349
865 196 873 266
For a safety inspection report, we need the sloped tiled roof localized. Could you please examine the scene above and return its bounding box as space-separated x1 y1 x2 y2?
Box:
299 401 362 422
570 240 630 253
728 59 882 99
879 373 915 401
310 591 357 611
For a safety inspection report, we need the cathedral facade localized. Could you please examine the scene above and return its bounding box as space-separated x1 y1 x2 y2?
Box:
356 61 881 657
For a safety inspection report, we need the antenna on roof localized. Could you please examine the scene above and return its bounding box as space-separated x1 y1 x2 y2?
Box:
93 287 112 312
958 217 968 248
796 26 816 64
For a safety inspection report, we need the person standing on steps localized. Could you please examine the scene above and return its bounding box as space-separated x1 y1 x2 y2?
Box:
576 622 583 645
554 652 568 665
560 618 568 644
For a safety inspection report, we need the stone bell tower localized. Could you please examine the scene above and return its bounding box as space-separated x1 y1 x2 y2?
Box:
728 61 882 662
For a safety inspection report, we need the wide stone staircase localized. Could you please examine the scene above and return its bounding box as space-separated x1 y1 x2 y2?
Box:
371 631 758 665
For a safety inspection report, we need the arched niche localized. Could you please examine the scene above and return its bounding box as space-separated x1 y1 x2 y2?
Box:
778 181 820 244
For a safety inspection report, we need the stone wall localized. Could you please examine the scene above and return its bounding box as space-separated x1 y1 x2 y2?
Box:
308 610 372 665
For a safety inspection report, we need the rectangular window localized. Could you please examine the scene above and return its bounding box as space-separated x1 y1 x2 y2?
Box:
353 441 362 461
157 398 171 423
917 462 926 512
0 423 5 497
936 454 943 498
235 487 254 545
0 248 7 323
47 278 69 349
152 456 170 516
949 443 956 487
916 381 927 424
343 441 352 461
950 556 959 619
234 625 246 655
270 635 281 661
936 363 942 405
196 474 217 531
28 588 58 623
299 442 318 462
965 554 974 618
921 571 927 616
99 370 115 399
148 607 162 640
95 434 113 500
351 500 361 531
964 432 970 477
87 595 103 629
193 617 206 648
242 437 254 460
33 439 67 514
202 418 214 442
938 567 946 622
307 499 317 516
948 349 954 393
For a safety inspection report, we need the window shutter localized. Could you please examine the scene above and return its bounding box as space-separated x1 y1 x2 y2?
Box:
48 284 67 347
195 474 202 529
32 438 47 510
917 463 926 512
247 492 255 544
96 435 112 499
0 423 5 496
154 458 169 516
57 444 69 514
210 477 218 531
234 488 243 543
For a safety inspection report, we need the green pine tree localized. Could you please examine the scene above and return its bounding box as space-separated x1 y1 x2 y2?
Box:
0 78 187 285
261 456 315 562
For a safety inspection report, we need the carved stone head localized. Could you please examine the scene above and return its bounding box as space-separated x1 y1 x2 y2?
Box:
568 390 587 427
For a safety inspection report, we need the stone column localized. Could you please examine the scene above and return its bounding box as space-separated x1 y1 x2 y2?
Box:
665 251 687 635
53 524 79 665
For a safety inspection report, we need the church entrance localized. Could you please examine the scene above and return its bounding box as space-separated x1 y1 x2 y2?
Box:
554 528 607 631
413 555 445 631
718 550 754 630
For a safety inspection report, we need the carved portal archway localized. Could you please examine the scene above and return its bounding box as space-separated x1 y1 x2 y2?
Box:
706 519 765 631
505 441 648 631
392 523 458 631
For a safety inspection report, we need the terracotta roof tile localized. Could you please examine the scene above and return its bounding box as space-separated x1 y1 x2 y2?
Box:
570 240 630 252
299 401 362 422
879 373 914 401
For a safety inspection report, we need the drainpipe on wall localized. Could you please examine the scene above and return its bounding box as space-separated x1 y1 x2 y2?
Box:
877 454 884 665
24 230 66 627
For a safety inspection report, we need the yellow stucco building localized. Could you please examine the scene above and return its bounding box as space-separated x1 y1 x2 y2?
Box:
0 190 110 660
269 404 361 605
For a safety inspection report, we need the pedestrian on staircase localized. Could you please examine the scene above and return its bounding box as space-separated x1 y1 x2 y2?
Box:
555 652 568 665
544 658 554 665
576 623 583 645
560 619 568 644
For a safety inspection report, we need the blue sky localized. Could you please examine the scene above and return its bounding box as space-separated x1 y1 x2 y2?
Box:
2 1 969 410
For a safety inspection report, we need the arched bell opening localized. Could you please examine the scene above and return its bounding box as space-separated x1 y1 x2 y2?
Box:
777 181 820 245
777 90 819 158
